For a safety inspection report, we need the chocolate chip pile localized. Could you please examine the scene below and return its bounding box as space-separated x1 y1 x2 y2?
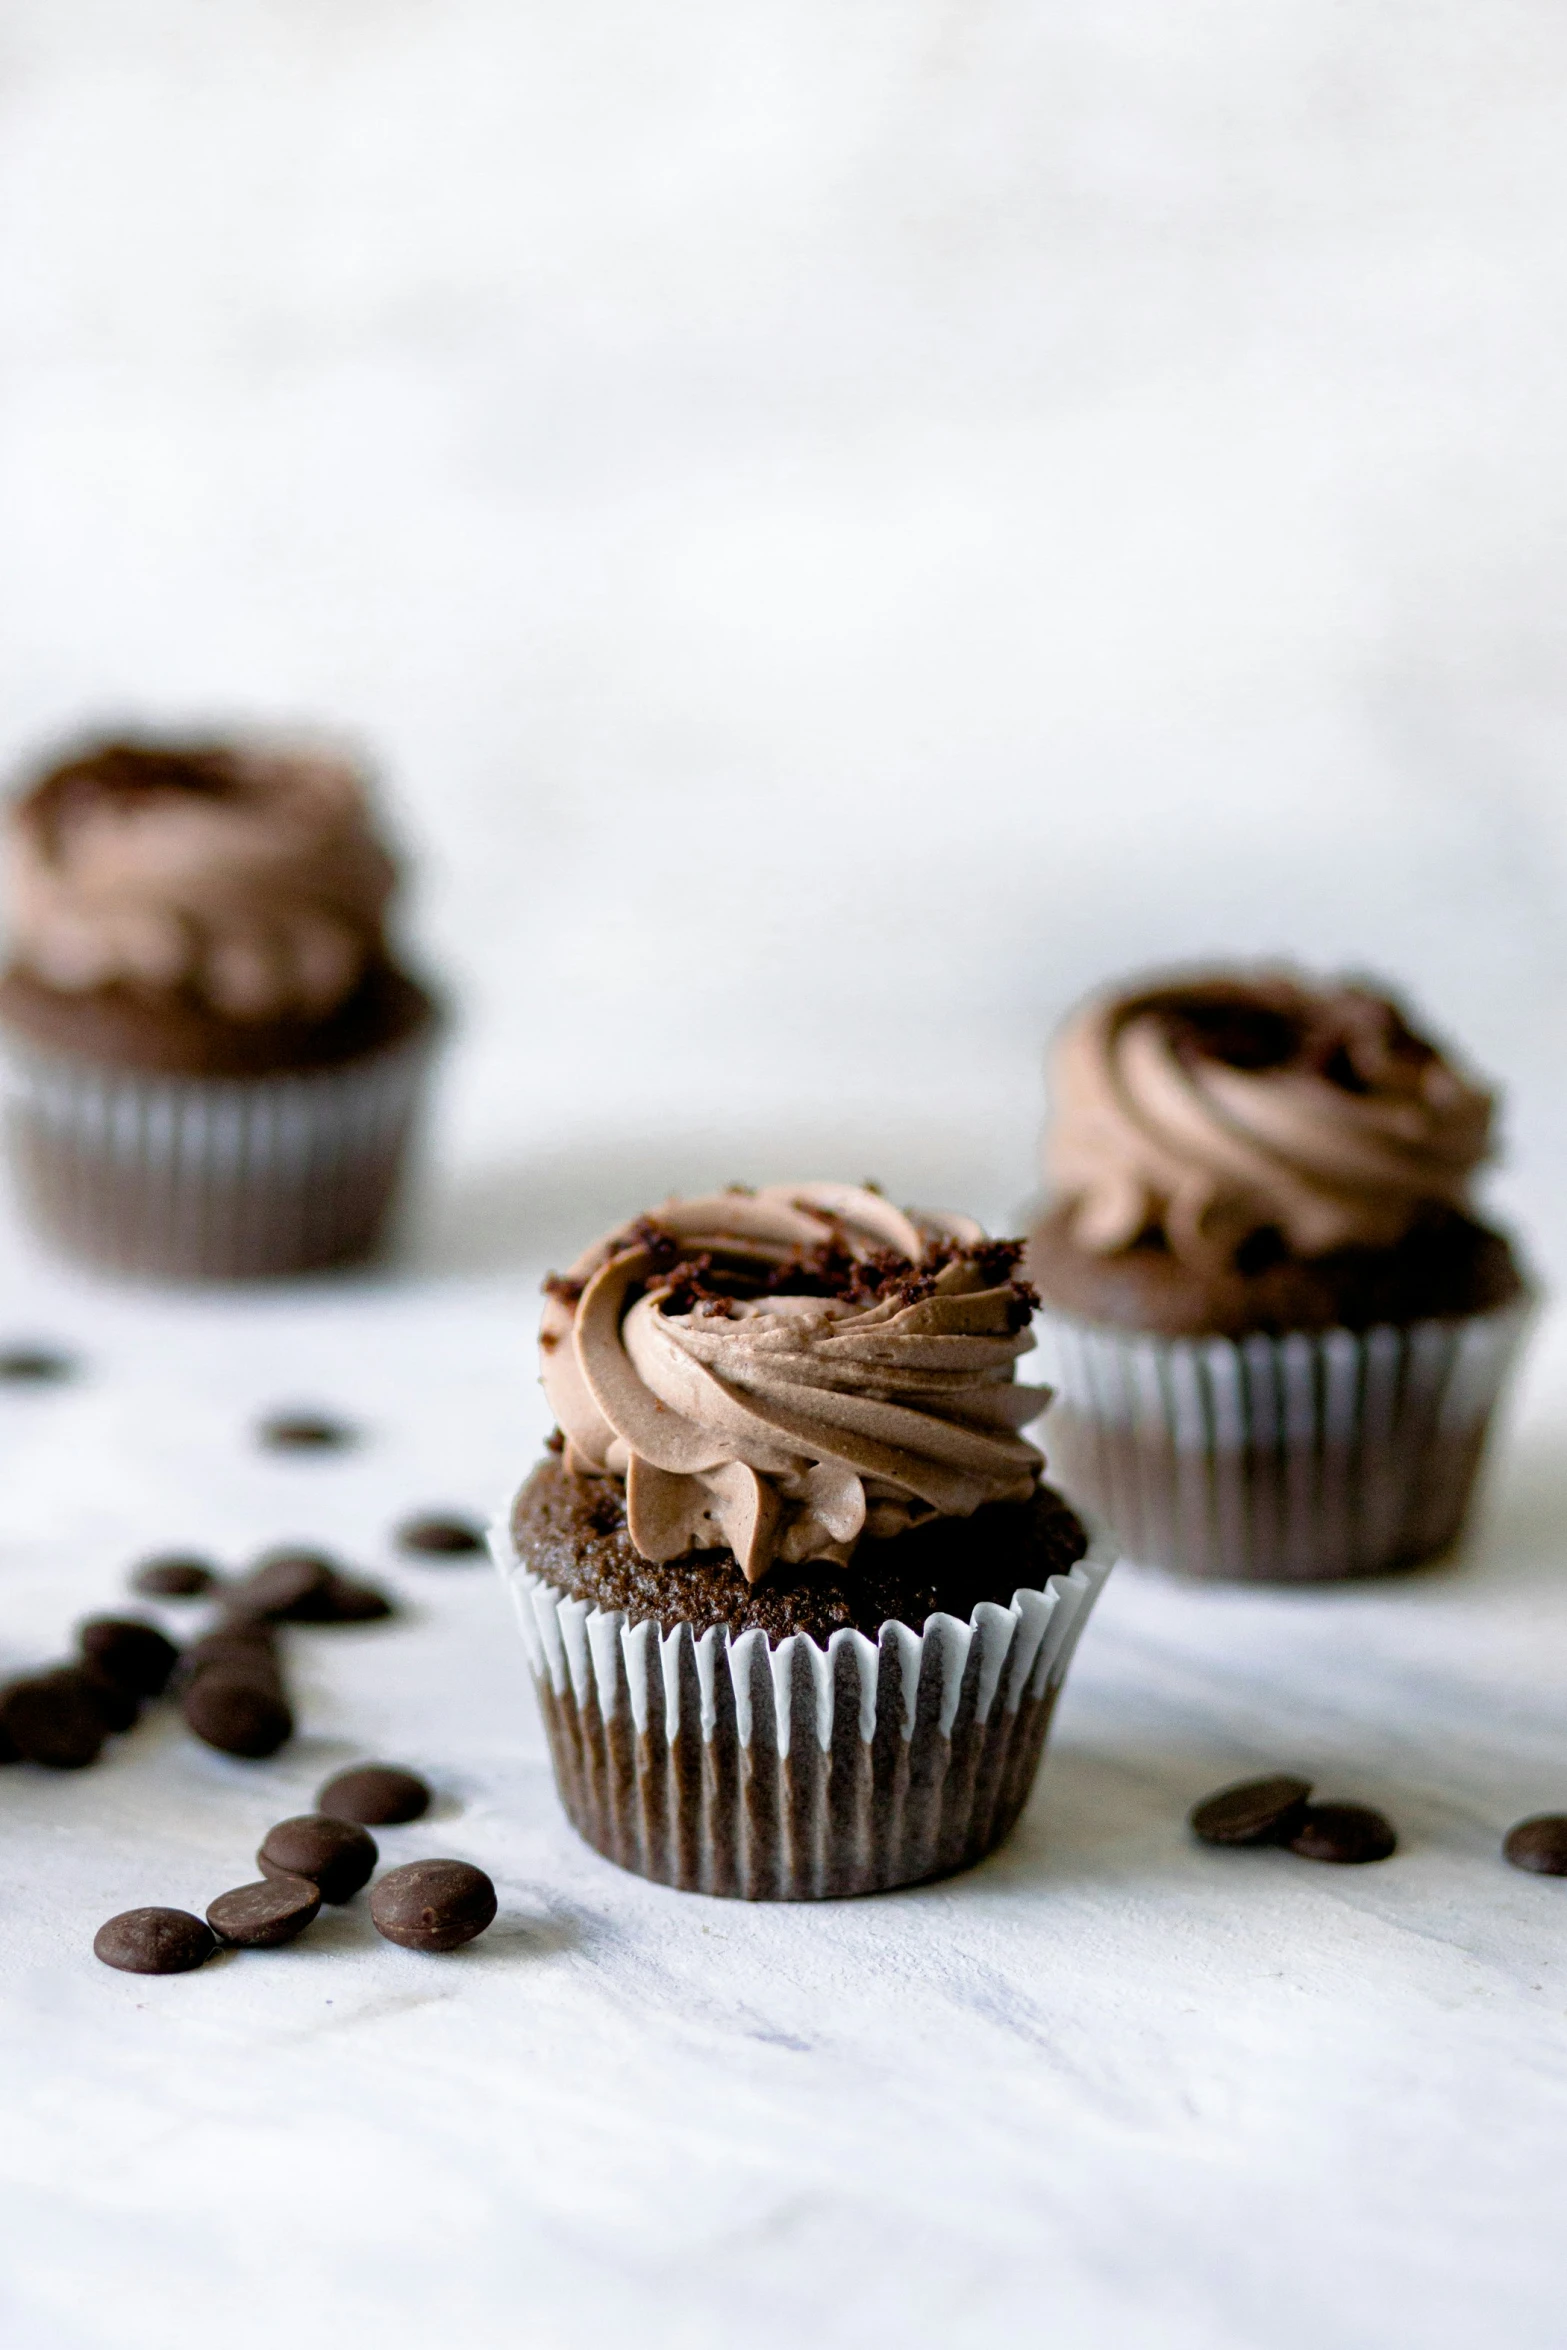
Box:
1190 1774 1398 1864
94 1763 498 1973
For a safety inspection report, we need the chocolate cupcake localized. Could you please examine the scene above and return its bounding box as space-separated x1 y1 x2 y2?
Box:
493 1183 1111 1900
1025 971 1533 1583
0 737 439 1278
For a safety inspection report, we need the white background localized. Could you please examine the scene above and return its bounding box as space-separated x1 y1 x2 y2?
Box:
1 7 1565 2346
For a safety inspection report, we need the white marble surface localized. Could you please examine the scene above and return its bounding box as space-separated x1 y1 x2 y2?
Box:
2 4 1567 2344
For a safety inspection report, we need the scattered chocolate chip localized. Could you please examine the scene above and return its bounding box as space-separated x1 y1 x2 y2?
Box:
1502 1815 1567 1877
1288 1802 1398 1865
258 1815 377 1903
1190 1774 1314 1848
370 1860 497 1953
181 1671 293 1761
78 1617 180 1699
131 1554 219 1599
313 1569 394 1624
80 1668 141 1734
230 1552 333 1620
232 1551 393 1625
258 1413 357 1452
181 1619 281 1677
0 1713 19 1764
207 1875 322 1948
1 1668 110 1769
318 1764 431 1827
395 1514 486 1559
0 1346 76 1383
94 1907 217 1975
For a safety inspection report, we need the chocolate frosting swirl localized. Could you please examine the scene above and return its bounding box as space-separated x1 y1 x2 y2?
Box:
5 740 397 1020
540 1183 1048 1584
1047 972 1495 1268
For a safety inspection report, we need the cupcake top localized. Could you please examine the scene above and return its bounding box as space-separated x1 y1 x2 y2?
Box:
540 1183 1048 1584
1047 971 1496 1273
4 739 398 1022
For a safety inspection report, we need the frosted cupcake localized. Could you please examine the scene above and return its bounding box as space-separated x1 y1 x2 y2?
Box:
493 1183 1111 1899
1026 971 1532 1582
0 737 439 1278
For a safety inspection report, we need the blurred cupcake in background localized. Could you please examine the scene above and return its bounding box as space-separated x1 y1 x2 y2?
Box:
1025 970 1533 1583
0 735 440 1279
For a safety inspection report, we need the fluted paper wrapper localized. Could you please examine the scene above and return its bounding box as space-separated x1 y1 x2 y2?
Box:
492 1509 1113 1900
1033 1298 1532 1583
0 1024 436 1280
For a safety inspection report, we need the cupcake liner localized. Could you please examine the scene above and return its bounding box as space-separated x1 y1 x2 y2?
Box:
0 1022 437 1280
491 1509 1113 1901
1032 1297 1533 1583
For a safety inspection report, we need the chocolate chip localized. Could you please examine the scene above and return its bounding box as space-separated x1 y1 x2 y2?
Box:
181 1619 281 1676
181 1673 294 1760
207 1875 322 1947
232 1551 392 1625
78 1617 180 1698
230 1552 333 1620
1 1668 110 1768
370 1860 497 1952
131 1555 219 1599
1288 1802 1398 1865
80 1668 141 1734
1190 1774 1314 1848
317 1764 431 1827
395 1514 486 1559
258 1413 357 1452
0 1346 75 1383
1502 1815 1567 1876
94 1907 217 1974
258 1815 377 1903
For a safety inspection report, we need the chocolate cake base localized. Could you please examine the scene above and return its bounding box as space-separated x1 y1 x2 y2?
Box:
0 1014 437 1281
499 1464 1109 1900
1033 1295 1532 1582
1026 1202 1525 1340
511 1457 1089 1646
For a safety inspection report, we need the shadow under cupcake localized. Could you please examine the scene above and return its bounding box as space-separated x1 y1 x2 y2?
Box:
493 1182 1112 1900
0 736 440 1280
1025 969 1534 1584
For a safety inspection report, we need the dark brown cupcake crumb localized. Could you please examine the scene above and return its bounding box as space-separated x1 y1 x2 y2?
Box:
512 1456 1088 1646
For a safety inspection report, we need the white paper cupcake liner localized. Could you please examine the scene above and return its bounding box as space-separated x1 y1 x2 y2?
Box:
1032 1297 1533 1583
0 1021 437 1280
491 1506 1113 1900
